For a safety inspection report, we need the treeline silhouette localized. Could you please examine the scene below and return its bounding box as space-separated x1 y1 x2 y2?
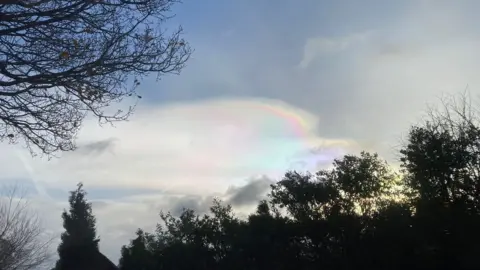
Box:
52 94 480 270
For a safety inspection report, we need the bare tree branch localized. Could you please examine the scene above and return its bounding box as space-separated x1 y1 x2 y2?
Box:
0 0 192 156
0 184 53 270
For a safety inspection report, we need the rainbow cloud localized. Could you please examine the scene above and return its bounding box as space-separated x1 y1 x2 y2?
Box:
6 98 357 194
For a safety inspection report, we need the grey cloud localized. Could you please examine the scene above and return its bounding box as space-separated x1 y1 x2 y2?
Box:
169 195 215 217
142 177 276 218
88 178 279 262
138 193 217 217
77 138 117 156
226 176 274 207
91 200 110 210
376 42 420 57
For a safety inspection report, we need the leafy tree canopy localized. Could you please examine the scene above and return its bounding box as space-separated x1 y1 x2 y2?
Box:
118 93 480 270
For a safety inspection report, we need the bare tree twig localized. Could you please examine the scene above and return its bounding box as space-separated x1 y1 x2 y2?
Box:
0 184 53 270
0 0 192 156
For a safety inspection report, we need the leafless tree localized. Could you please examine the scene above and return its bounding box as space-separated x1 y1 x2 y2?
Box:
0 185 52 270
0 0 192 155
425 89 480 181
425 88 479 136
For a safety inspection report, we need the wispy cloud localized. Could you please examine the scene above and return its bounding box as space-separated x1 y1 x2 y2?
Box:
298 31 373 69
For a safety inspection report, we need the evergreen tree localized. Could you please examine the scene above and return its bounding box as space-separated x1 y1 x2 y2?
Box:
118 229 156 270
53 183 100 270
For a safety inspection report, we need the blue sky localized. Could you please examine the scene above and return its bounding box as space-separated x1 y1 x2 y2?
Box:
1 0 480 264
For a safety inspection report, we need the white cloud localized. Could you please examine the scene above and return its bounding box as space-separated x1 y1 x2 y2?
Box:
349 3 480 156
293 1 480 163
0 98 356 263
12 98 355 196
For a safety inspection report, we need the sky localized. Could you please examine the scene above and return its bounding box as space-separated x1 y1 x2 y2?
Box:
1 0 480 264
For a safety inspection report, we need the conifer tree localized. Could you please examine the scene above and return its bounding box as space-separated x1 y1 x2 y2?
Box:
53 183 100 270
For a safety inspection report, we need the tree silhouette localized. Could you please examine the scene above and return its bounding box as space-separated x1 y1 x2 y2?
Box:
0 0 191 155
0 185 52 270
53 183 116 270
117 92 480 270
399 93 480 269
118 229 156 270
